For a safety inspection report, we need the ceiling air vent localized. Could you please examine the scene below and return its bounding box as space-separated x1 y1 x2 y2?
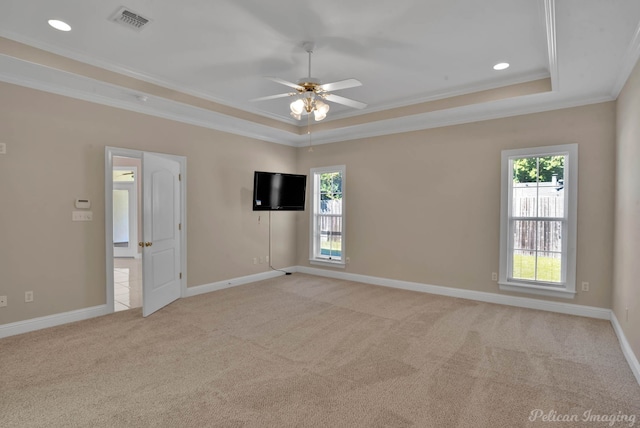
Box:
109 7 151 31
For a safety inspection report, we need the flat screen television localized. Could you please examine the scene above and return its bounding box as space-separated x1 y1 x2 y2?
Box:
253 171 307 211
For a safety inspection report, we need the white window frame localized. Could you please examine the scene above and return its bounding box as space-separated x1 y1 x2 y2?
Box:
309 165 346 268
499 144 578 299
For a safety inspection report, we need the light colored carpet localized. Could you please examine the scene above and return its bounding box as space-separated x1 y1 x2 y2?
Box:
1 273 639 427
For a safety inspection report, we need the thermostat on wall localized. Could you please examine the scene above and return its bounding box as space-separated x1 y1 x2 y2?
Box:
75 199 91 209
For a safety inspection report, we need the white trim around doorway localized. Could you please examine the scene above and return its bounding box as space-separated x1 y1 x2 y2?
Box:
104 147 188 314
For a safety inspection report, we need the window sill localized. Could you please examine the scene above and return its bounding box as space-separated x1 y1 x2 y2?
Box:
499 281 576 299
310 259 346 269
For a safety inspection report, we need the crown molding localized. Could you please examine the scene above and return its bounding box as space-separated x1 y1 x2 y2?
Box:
0 44 616 149
0 30 552 126
299 93 615 146
611 20 640 97
543 0 559 91
0 55 300 146
321 70 551 124
0 31 294 125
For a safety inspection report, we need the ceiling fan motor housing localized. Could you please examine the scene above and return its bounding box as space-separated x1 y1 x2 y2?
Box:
297 78 322 93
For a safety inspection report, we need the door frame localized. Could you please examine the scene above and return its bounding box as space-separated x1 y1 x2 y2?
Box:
105 146 187 313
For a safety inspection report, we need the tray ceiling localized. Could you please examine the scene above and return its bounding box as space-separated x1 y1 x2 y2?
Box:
0 0 639 145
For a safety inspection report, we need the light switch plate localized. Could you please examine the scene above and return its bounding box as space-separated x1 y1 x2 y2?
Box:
72 211 93 221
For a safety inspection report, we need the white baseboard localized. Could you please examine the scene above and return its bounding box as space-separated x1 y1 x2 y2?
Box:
2 266 632 387
0 266 637 387
611 312 640 385
185 267 297 298
0 305 109 339
298 266 640 386
296 266 612 320
0 269 296 339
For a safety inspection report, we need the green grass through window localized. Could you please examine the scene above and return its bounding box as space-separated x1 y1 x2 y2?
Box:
513 253 561 283
320 239 342 258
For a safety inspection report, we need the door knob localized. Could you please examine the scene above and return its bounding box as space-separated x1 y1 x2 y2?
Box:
145 242 153 247
138 242 144 247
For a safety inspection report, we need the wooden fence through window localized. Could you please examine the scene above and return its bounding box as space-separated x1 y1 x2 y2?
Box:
513 195 563 253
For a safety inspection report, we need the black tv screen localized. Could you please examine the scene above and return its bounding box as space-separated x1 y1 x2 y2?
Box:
253 171 307 211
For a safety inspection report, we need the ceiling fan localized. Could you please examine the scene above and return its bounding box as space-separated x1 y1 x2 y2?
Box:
250 42 367 121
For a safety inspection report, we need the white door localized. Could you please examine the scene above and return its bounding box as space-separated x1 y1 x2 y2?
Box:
142 153 182 317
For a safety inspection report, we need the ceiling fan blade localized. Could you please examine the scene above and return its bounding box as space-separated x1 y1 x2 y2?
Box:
266 77 303 91
324 94 367 109
250 93 294 102
319 79 362 92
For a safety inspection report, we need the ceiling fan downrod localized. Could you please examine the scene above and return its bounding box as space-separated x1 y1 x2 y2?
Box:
303 41 315 80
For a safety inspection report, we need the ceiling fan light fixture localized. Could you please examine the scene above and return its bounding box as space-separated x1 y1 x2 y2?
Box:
313 110 326 121
254 42 365 122
313 99 329 121
316 100 329 114
290 98 305 115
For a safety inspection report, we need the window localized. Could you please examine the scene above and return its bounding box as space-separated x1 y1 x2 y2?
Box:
499 144 578 298
310 165 345 267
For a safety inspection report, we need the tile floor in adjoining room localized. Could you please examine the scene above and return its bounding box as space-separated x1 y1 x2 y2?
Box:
114 257 142 312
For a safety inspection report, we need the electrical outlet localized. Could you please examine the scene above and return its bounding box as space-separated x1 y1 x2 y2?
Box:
25 291 34 302
491 272 498 281
252 258 257 265
581 282 589 292
0 296 7 307
265 256 269 263
0 143 6 154
259 257 264 264
346 257 351 264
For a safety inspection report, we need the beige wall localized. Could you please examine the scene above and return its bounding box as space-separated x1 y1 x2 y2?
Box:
297 102 616 308
0 82 298 325
0 80 620 328
614 59 640 362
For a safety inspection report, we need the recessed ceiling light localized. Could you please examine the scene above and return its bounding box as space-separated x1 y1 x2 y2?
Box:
493 62 510 71
48 19 71 32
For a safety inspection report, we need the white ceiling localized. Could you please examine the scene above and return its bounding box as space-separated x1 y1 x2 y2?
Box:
1 0 639 146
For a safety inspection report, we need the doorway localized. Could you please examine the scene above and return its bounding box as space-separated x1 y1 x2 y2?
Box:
113 257 142 311
112 160 142 311
105 147 187 316
113 165 138 258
